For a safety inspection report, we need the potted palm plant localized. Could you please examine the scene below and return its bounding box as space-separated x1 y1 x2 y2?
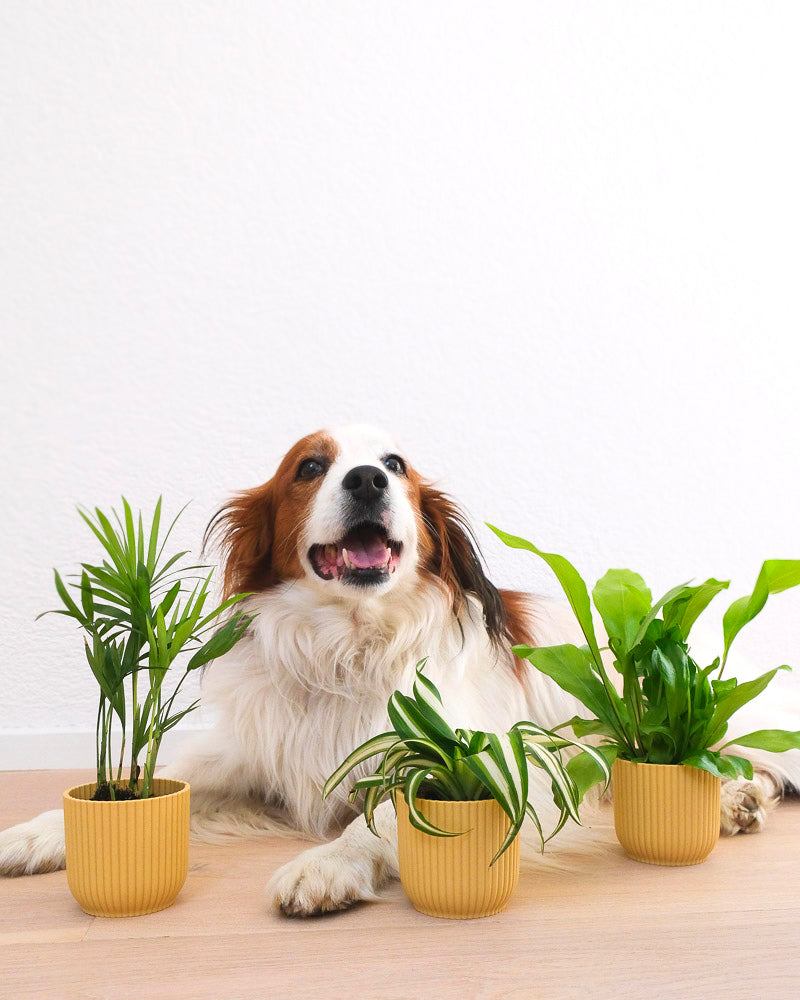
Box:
324 661 609 918
489 525 800 866
41 497 252 916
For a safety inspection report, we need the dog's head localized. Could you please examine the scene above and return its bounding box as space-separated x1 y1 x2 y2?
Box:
206 425 511 642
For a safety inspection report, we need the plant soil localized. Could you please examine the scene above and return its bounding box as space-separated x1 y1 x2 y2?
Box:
91 782 142 801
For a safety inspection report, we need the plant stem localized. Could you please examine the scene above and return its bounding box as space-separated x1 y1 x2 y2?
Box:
116 734 126 786
106 703 116 799
141 687 161 799
588 648 636 757
141 732 161 799
129 667 139 791
95 698 105 788
98 700 109 788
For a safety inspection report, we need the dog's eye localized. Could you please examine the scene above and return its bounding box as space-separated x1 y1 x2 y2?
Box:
297 459 325 481
383 455 406 476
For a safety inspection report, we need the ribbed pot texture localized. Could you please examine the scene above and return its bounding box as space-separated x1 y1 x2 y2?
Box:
613 759 720 866
395 795 520 919
63 778 190 917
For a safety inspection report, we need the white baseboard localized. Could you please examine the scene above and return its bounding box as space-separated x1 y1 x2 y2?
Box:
0 727 209 771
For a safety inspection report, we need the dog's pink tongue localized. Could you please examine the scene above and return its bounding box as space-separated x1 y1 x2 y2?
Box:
343 530 387 569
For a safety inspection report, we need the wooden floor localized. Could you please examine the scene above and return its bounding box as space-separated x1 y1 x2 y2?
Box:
0 771 798 1000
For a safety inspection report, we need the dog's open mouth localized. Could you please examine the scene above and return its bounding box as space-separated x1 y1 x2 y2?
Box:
309 524 402 584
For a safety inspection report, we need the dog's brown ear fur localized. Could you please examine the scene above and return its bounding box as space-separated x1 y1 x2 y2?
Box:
417 482 520 647
204 480 277 599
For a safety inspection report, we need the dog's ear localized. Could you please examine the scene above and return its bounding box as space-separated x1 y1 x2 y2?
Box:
418 482 509 645
204 480 276 599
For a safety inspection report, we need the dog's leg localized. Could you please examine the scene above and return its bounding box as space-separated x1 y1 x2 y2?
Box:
268 799 398 917
0 810 66 877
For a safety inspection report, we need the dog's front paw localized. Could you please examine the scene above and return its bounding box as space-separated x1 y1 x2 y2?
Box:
268 841 387 917
0 811 66 876
720 775 777 836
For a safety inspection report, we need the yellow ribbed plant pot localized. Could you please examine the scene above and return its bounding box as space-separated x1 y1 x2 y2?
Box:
613 758 720 866
63 778 190 917
395 795 520 919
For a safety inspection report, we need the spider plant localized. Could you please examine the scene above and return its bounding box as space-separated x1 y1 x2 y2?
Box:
488 525 800 794
323 660 611 865
40 497 253 799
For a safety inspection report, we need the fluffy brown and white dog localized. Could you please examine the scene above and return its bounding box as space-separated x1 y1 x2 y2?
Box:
1 425 797 914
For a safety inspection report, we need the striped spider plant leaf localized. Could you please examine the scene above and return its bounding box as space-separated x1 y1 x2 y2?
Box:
324 660 600 862
517 720 612 792
524 800 546 851
403 769 465 838
322 732 402 800
523 740 581 825
410 661 461 744
363 779 406 835
388 689 459 748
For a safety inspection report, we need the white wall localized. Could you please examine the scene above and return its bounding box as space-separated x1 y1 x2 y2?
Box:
1 1 799 768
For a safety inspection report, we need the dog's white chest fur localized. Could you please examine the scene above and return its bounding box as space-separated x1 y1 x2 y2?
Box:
190 578 545 837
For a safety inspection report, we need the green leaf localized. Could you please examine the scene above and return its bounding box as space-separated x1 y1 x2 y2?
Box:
566 745 619 803
363 779 408 836
631 581 693 647
77 508 125 575
157 581 182 620
662 578 730 640
121 497 137 573
194 590 249 631
486 525 603 668
79 571 94 621
719 753 756 779
489 810 525 867
322 733 401 799
515 643 628 742
462 742 521 824
721 729 800 753
489 730 528 818
466 730 489 754
648 639 691 738
147 496 163 574
153 500 192 578
554 715 614 740
160 701 201 734
387 690 456 747
522 723 613 792
592 569 652 653
185 613 253 671
403 769 464 838
53 569 85 624
711 677 738 700
722 561 800 668
682 750 752 781
410 666 460 744
524 800 545 852
460 732 531 863
707 667 790 744
524 741 581 825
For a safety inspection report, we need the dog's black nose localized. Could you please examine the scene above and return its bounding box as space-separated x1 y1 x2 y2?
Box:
342 465 389 503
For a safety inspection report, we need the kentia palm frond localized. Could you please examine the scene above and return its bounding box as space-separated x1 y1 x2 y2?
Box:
41 497 254 799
